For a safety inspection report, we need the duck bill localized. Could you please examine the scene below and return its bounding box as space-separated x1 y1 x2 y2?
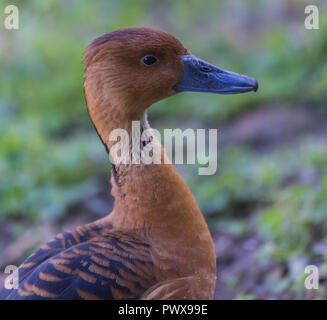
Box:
174 54 258 94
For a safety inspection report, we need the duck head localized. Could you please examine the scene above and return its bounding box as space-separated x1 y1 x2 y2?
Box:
83 28 258 146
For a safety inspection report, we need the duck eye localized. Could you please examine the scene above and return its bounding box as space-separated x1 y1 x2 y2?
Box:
142 55 158 66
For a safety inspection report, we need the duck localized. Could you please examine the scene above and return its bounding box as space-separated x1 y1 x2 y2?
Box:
0 28 258 300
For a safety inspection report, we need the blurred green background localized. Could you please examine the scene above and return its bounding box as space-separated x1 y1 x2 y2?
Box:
0 0 327 299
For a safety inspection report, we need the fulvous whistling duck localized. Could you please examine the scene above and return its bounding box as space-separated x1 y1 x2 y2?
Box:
0 28 258 300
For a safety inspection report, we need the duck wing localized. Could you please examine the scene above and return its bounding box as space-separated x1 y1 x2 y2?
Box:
0 227 157 300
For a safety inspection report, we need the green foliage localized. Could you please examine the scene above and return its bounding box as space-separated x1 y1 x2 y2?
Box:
257 173 327 262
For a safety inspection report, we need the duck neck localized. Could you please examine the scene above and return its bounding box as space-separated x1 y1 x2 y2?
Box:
85 85 215 283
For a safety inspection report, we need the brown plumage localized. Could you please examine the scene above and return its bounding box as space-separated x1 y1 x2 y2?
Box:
1 28 258 300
